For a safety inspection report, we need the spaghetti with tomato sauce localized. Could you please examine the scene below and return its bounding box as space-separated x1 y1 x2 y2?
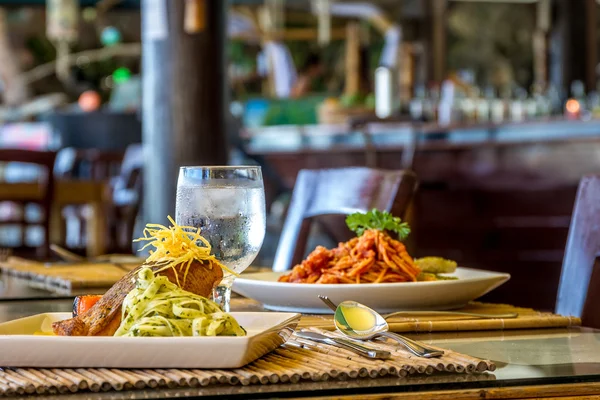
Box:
278 229 421 284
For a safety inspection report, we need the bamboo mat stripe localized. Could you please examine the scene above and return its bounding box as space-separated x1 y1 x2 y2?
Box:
297 302 582 333
0 329 494 397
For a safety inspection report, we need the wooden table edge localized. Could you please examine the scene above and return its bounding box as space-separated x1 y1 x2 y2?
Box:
290 381 600 399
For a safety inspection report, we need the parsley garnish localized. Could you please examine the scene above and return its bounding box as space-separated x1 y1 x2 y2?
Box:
345 209 411 240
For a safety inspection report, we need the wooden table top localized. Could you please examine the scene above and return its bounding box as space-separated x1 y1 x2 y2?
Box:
0 179 107 204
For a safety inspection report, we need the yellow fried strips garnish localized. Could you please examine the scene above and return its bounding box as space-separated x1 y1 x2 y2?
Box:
133 216 237 287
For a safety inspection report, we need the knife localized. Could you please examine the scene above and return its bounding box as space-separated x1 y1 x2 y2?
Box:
295 331 391 360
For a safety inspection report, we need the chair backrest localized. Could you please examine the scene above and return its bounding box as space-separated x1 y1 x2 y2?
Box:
0 149 57 258
107 144 143 254
53 148 77 178
272 167 418 272
0 149 57 196
112 143 143 205
556 174 600 327
0 149 56 171
54 148 123 180
90 150 124 180
120 144 143 185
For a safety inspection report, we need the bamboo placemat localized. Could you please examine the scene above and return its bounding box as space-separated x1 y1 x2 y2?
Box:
0 328 494 396
298 302 581 333
0 257 137 291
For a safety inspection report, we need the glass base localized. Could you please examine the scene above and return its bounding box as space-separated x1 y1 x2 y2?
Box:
212 275 235 312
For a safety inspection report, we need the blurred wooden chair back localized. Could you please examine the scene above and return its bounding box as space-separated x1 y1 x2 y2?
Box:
556 174 600 328
273 167 418 272
55 148 124 251
0 149 57 259
54 148 123 180
107 144 143 253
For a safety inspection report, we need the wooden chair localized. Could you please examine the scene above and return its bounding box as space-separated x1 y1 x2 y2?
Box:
105 143 144 254
272 167 418 272
0 149 57 259
414 178 577 311
55 148 124 249
556 174 600 328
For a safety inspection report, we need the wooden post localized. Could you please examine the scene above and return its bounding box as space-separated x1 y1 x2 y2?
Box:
533 0 550 88
0 8 29 105
258 5 276 98
344 22 360 97
585 0 598 91
141 0 228 226
548 0 568 91
553 0 598 93
184 0 207 34
430 0 447 83
399 44 414 105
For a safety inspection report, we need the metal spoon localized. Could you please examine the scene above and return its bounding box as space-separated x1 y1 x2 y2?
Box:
318 295 444 358
318 295 518 320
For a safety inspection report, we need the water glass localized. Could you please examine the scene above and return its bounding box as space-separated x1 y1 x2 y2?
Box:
175 166 266 311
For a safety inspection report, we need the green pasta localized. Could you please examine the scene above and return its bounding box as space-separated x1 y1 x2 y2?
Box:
114 267 246 337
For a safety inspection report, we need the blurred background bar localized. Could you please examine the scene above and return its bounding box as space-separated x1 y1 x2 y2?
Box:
1 0 600 311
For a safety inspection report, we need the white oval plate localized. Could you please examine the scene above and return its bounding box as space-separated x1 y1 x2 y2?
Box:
233 268 510 314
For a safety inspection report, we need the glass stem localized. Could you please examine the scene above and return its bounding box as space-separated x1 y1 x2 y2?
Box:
212 275 235 312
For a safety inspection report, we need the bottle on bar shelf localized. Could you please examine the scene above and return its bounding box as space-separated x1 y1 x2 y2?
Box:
588 90 600 118
509 86 527 122
409 84 426 121
437 79 455 126
490 88 505 124
401 75 580 124
565 80 586 120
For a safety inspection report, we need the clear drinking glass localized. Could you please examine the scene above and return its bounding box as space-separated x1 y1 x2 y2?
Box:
175 166 266 312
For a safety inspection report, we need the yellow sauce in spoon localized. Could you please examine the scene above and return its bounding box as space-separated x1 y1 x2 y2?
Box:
340 305 377 332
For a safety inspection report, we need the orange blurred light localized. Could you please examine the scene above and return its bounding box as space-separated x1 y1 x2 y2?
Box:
78 90 101 112
566 99 580 114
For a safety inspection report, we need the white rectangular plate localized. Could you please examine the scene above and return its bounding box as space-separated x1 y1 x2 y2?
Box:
233 267 510 314
0 312 299 369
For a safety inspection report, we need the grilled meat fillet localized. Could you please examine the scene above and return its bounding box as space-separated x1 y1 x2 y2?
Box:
52 261 223 336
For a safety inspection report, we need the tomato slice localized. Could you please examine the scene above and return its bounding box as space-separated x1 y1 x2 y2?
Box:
72 295 102 317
